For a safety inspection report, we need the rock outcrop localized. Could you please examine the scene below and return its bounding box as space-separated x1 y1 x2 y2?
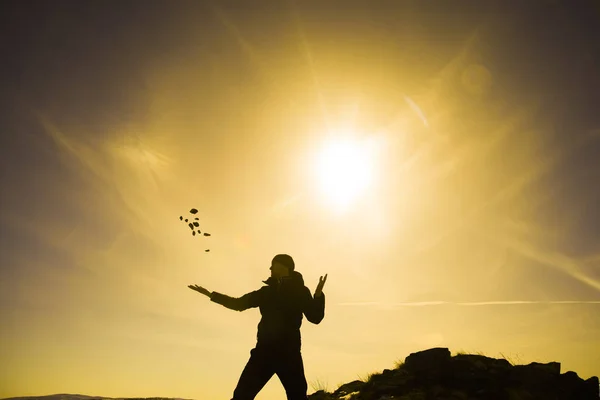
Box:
308 347 599 400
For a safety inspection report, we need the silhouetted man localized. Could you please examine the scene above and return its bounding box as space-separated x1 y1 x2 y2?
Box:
189 254 327 400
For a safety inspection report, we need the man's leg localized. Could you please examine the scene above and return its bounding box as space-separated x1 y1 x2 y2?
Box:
275 349 308 400
231 347 275 400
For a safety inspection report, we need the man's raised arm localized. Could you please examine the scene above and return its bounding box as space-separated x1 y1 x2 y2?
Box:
302 288 325 324
303 274 327 324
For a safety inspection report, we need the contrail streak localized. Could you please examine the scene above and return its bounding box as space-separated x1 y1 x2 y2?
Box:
337 300 600 307
209 4 262 70
404 96 429 128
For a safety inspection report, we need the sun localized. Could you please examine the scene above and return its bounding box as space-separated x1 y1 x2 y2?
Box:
313 134 379 212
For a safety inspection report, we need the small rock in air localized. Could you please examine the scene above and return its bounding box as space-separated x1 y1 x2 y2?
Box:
192 231 196 236
188 223 194 230
179 216 183 221
197 230 201 234
193 222 199 227
205 249 210 252
203 233 211 236
190 208 198 214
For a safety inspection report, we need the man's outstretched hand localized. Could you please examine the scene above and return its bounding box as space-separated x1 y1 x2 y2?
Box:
314 274 327 298
188 284 212 297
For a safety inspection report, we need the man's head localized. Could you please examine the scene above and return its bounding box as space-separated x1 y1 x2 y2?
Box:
270 254 295 278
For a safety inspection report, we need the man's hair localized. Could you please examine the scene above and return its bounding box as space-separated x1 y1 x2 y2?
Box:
272 254 295 271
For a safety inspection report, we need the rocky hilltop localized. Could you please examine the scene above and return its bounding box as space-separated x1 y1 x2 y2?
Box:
308 348 599 400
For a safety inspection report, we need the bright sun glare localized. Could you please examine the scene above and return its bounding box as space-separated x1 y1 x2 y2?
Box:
314 134 378 212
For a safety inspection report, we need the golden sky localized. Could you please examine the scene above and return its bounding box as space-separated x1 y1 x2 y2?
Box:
1 2 600 399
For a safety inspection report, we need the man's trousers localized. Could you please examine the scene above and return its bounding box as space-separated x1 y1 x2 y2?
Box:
231 345 308 400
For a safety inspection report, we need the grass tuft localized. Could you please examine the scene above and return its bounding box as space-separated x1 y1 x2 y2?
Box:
393 357 405 369
309 377 329 393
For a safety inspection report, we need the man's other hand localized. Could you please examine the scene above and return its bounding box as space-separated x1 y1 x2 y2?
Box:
314 274 327 297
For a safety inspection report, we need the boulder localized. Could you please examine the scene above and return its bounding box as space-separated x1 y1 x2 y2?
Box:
555 371 599 399
404 347 451 374
584 376 600 398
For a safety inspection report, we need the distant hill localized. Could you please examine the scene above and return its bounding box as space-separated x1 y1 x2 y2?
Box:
308 348 599 400
1 396 192 400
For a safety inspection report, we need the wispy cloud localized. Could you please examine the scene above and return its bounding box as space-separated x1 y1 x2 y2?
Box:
500 236 600 294
413 125 600 257
37 112 175 236
37 112 112 185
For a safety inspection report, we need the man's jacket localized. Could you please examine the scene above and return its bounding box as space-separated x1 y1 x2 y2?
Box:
210 270 325 350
